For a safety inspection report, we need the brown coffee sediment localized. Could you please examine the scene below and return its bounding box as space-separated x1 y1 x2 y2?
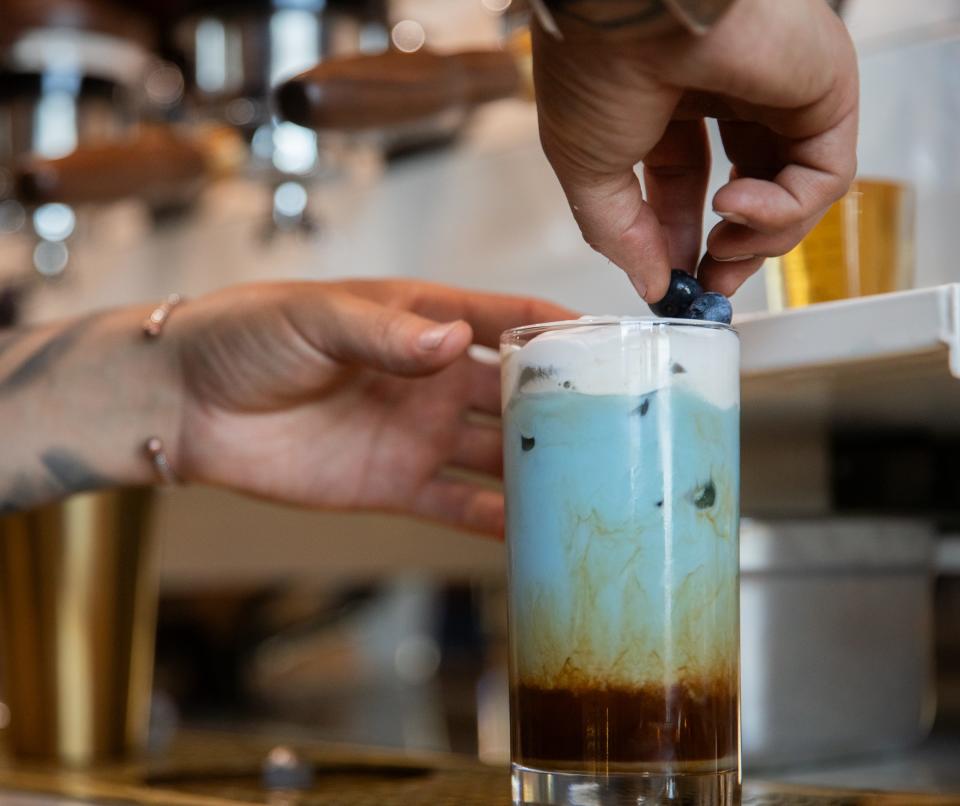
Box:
513 677 737 767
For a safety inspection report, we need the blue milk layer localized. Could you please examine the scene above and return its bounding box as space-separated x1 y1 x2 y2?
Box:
504 387 739 689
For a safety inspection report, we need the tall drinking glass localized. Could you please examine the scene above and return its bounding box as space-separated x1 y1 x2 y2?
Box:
502 318 740 805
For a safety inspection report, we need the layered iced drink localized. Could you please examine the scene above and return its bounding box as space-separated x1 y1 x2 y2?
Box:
501 318 740 805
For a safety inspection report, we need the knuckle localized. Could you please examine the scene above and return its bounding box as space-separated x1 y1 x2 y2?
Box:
370 307 404 351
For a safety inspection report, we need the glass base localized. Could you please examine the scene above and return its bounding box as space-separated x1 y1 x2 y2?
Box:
512 763 740 806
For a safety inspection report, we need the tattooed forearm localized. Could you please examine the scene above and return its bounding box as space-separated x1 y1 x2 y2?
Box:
0 449 114 515
0 304 176 517
42 449 112 492
0 314 122 515
0 473 42 516
0 316 99 393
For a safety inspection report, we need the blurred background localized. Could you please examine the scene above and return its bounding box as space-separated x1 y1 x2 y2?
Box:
2 0 960 798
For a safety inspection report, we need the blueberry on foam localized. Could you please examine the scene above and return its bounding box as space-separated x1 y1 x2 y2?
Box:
649 270 703 318
687 292 733 326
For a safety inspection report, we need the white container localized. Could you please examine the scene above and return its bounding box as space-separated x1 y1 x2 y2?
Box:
740 518 937 770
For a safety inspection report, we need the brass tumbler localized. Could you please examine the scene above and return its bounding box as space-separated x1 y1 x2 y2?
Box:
0 488 158 766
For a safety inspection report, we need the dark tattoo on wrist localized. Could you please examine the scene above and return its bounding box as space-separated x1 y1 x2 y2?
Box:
0 315 117 516
0 316 98 393
0 473 41 516
42 449 111 493
545 0 668 30
0 449 113 515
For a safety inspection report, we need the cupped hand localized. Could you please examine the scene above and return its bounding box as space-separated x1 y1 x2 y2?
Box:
170 279 572 537
533 0 858 302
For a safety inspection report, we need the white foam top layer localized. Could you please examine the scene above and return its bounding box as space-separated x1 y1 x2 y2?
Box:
501 317 740 410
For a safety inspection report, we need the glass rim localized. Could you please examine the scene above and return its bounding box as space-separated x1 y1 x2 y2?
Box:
501 316 737 342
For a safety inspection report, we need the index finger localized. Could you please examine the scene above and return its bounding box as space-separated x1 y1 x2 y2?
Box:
336 280 577 348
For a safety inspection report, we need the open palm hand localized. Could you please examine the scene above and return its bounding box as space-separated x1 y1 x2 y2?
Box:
171 279 571 536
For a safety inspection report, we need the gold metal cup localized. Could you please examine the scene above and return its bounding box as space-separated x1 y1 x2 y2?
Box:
0 488 158 766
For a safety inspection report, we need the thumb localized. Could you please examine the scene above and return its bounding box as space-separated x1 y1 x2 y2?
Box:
310 292 473 376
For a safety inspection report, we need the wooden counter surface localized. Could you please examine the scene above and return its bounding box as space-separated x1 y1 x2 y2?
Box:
0 731 958 805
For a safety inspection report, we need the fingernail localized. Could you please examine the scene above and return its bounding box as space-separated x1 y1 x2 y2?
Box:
716 211 749 226
630 277 648 299
711 254 757 263
419 321 460 350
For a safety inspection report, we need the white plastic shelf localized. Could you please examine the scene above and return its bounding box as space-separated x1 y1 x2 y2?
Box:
737 284 960 431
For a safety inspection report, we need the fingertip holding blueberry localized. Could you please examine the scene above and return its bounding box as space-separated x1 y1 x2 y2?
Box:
649 270 703 318
687 292 733 325
649 269 733 325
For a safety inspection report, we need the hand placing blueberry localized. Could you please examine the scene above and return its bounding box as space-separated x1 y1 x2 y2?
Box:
649 270 703 318
687 292 733 325
648 269 733 325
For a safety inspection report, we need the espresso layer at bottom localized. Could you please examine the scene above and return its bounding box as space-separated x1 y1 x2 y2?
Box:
513 681 737 766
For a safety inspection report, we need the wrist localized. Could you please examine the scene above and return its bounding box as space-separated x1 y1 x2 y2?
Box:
37 305 184 486
0 303 185 512
64 304 186 488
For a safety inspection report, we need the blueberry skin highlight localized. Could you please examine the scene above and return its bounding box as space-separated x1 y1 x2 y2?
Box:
687 292 733 325
649 270 703 318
